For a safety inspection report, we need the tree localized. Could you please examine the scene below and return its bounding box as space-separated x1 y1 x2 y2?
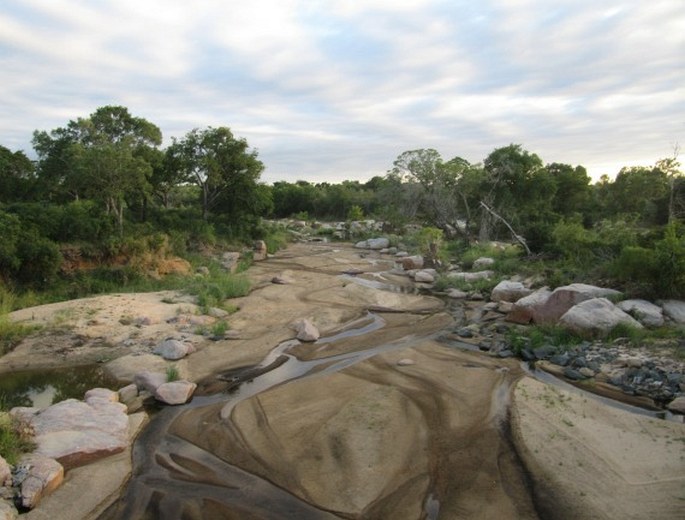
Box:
0 145 34 203
170 127 265 220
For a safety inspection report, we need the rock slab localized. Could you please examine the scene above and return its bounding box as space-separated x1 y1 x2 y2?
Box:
19 454 64 509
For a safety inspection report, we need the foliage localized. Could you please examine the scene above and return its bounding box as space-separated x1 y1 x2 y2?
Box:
346 205 364 221
0 409 36 465
165 365 180 382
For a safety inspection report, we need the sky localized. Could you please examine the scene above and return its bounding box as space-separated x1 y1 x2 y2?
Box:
1 0 683 184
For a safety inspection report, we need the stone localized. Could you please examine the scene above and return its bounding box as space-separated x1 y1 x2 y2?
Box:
221 252 241 272
397 358 415 366
414 270 435 283
367 238 390 250
0 456 10 487
105 353 179 383
446 289 468 299
506 288 552 324
446 270 494 282
153 339 194 360
491 281 533 303
400 255 424 270
661 300 685 324
19 454 64 509
134 370 167 394
0 501 17 520
667 396 685 414
617 299 664 328
563 367 586 380
558 298 643 338
498 301 513 313
196 266 210 276
294 319 320 342
579 367 596 378
28 398 129 470
117 383 138 404
253 240 268 261
154 381 197 405
84 388 119 406
271 275 292 284
472 257 495 269
207 307 229 319
535 284 622 325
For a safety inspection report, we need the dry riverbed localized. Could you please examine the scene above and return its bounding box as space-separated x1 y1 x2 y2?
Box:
3 242 684 519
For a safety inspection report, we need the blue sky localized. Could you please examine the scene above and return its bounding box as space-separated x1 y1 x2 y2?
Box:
1 0 683 183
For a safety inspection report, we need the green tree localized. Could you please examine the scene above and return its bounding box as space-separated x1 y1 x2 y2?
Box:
170 127 265 220
0 145 34 203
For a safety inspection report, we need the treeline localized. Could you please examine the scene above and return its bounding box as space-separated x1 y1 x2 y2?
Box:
1 105 684 297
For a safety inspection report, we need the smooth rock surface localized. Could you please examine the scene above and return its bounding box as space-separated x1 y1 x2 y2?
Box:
294 319 320 342
19 454 63 509
133 370 167 394
472 257 495 269
0 501 17 520
154 381 197 405
153 339 194 360
667 396 685 414
506 288 551 324
400 255 424 270
414 270 435 283
558 298 643 338
491 281 533 303
616 299 664 328
534 283 622 325
661 300 685 324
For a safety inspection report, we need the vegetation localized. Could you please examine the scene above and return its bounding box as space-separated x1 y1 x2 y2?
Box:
0 398 36 464
165 365 180 383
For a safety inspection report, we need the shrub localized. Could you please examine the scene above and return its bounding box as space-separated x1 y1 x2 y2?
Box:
0 400 36 465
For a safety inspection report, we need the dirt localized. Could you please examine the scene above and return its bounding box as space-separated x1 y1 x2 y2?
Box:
4 242 685 519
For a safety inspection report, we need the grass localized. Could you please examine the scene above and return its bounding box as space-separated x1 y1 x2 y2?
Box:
211 320 229 337
0 398 36 465
165 365 180 382
0 287 42 355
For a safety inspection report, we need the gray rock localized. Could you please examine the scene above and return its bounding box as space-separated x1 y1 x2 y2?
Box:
0 500 18 520
617 299 664 328
134 371 167 394
0 456 10 487
354 237 390 250
661 300 685 324
27 398 129 470
153 339 194 360
579 367 596 378
472 257 495 269
550 353 570 366
294 319 320 342
19 454 64 509
446 270 494 282
507 288 552 324
207 307 229 319
84 388 119 405
154 381 197 405
400 255 424 270
498 349 514 358
563 367 586 380
667 396 685 414
535 283 622 325
491 280 533 302
117 383 138 404
558 298 643 338
446 289 468 299
414 270 435 283
221 252 241 272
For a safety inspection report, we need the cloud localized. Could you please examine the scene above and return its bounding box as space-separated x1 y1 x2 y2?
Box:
0 0 683 181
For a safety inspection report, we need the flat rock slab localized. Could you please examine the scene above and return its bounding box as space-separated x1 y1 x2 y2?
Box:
28 398 129 470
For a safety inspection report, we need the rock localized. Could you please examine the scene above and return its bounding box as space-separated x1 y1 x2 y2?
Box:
397 358 415 366
207 307 229 319
117 384 139 409
0 456 10 487
558 298 643 338
617 299 664 328
105 353 179 383
84 388 119 405
446 289 468 299
156 257 192 276
472 257 495 270
498 301 513 313
154 381 197 405
446 270 494 282
506 288 552 324
455 328 474 338
28 398 129 470
19 454 64 509
0 500 17 520
414 270 435 283
272 275 292 284
153 339 194 360
534 284 622 325
491 281 533 303
661 300 685 324
563 367 586 380
221 252 241 272
550 353 570 366
294 319 320 342
579 367 596 378
667 396 685 414
400 255 424 270
253 240 268 261
134 371 167 394
196 266 210 276
354 237 389 250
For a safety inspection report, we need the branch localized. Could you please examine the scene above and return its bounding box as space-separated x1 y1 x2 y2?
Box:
479 201 532 256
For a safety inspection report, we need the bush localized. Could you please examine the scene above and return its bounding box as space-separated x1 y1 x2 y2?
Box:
0 410 35 465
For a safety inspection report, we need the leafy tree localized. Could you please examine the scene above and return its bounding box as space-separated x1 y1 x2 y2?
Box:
169 127 264 220
0 146 34 203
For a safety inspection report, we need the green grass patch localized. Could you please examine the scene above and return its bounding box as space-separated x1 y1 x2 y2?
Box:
165 365 180 382
0 403 36 465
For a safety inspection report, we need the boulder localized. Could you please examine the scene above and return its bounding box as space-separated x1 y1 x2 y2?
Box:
490 281 533 303
558 298 643 338
353 237 389 250
0 455 10 487
294 319 320 342
0 500 17 520
154 381 197 405
506 288 552 324
400 256 424 270
19 454 64 509
472 257 495 270
667 396 685 414
221 252 241 273
253 240 268 261
446 270 494 282
134 371 167 394
534 283 622 325
153 339 194 360
616 299 664 328
414 270 435 283
117 383 138 405
661 300 685 324
446 289 468 299
105 353 176 383
84 388 119 406
27 398 129 470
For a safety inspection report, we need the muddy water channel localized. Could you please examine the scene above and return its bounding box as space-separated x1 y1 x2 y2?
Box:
102 246 541 519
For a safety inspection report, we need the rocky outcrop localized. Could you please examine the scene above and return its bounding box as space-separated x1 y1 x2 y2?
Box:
527 283 621 325
414 270 436 283
506 288 551 324
0 500 17 520
667 396 685 413
558 298 642 338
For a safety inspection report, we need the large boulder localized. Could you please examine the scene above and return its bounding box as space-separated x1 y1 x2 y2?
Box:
105 353 180 384
18 454 64 509
616 299 664 328
133 371 167 394
400 256 424 270
472 257 495 270
26 398 129 470
154 381 197 405
490 281 533 303
533 283 622 325
661 300 685 324
558 298 643 338
414 270 436 283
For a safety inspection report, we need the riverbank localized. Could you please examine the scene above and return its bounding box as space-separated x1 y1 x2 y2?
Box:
2 241 684 518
